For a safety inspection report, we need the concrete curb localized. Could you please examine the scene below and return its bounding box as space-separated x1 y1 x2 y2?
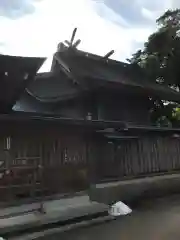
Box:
0 195 108 235
8 215 115 240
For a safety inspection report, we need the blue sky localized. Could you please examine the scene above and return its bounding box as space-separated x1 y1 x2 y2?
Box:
0 0 179 71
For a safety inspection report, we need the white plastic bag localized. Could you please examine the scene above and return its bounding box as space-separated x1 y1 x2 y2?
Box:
108 201 132 216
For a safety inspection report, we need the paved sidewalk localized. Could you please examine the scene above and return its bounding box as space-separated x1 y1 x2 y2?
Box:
0 195 108 234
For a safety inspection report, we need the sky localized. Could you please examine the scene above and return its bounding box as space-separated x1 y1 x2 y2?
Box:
0 0 180 72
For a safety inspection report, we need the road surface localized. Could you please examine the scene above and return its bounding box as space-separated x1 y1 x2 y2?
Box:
38 195 180 240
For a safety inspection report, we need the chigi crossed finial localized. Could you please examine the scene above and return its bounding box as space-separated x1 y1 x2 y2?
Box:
64 28 81 49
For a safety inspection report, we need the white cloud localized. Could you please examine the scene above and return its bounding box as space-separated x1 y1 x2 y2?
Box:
141 8 156 21
0 0 179 72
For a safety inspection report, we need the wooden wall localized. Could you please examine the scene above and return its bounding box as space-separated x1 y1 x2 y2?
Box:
97 90 151 124
0 121 180 204
95 135 180 182
0 124 89 204
53 94 97 120
18 89 151 125
53 90 151 125
53 98 85 119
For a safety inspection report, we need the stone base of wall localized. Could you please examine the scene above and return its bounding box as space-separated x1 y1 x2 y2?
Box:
88 173 180 206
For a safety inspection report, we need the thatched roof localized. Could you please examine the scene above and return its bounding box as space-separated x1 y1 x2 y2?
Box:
0 54 45 112
52 43 180 103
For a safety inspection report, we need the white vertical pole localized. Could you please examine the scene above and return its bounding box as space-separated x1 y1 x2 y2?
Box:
6 137 11 150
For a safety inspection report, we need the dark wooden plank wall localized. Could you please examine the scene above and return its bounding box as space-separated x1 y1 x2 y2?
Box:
53 94 98 120
96 136 180 181
0 128 89 204
97 91 151 124
1 123 180 204
29 90 151 125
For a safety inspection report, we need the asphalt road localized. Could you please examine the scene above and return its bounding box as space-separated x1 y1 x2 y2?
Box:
39 195 180 240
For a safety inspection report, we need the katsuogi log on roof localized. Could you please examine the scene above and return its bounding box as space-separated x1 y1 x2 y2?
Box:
0 54 45 113
52 43 180 103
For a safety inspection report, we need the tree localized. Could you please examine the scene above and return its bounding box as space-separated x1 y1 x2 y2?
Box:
128 9 180 126
128 9 180 86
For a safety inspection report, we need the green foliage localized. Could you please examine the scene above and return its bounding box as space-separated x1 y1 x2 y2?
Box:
173 107 180 120
129 9 180 87
129 9 180 126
